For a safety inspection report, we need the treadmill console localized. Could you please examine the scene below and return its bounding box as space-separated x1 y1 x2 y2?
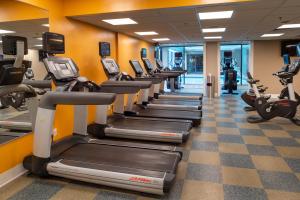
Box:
129 60 144 76
101 58 120 78
142 58 154 72
43 57 79 82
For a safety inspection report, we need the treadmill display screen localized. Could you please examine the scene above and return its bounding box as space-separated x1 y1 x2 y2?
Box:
131 61 144 74
144 59 153 70
104 60 119 74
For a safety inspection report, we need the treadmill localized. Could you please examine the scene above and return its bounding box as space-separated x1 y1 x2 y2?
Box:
24 32 182 195
142 58 203 100
0 36 40 144
98 57 201 126
42 54 192 143
129 59 202 111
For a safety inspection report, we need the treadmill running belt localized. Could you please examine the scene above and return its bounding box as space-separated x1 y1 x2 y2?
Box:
136 107 201 120
58 143 180 174
109 117 191 132
0 135 16 144
151 99 201 106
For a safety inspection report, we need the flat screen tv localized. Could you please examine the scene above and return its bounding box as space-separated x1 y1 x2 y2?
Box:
99 42 110 57
42 32 65 54
281 40 300 56
141 48 147 58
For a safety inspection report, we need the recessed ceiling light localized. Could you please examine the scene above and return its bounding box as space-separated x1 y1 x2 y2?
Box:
204 36 223 39
277 24 300 29
261 33 284 37
35 44 43 47
198 11 233 20
42 24 49 27
0 29 15 34
135 31 158 36
102 18 137 25
202 28 226 33
152 38 170 41
0 40 2 43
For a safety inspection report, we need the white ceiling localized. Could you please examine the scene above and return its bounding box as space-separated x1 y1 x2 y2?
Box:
0 18 49 49
71 0 300 44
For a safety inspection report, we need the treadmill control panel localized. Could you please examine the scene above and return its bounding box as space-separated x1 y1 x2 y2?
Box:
130 60 144 75
101 58 120 77
143 58 153 71
43 57 79 81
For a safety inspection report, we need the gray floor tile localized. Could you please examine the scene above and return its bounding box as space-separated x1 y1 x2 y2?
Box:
186 163 221 183
223 185 267 200
284 158 300 173
220 153 255 169
191 141 219 152
218 135 244 144
234 118 248 123
246 144 279 156
258 171 300 192
288 131 300 138
94 190 137 200
217 113 232 118
8 181 63 200
202 117 215 122
269 138 300 147
217 122 238 128
239 128 264 136
258 124 283 130
200 127 217 133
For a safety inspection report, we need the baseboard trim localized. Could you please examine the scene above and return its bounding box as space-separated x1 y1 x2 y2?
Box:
0 164 27 188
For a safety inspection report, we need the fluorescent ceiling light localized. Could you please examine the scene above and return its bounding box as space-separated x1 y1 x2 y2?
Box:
35 44 43 47
202 28 226 33
152 38 170 41
135 31 158 36
0 29 15 34
261 33 284 37
277 24 300 29
0 40 2 43
42 24 49 27
102 18 137 25
36 37 43 40
204 36 222 39
198 11 233 20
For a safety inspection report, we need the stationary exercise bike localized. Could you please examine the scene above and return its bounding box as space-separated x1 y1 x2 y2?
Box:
247 57 300 125
221 51 239 94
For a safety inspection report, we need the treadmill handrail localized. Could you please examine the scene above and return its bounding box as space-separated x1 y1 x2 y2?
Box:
39 91 116 109
22 79 52 89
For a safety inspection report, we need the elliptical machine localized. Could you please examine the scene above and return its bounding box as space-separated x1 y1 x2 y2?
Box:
221 51 239 94
247 56 300 125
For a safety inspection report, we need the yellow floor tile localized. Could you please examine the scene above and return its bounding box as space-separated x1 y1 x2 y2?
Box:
236 123 260 129
188 151 220 166
216 118 235 122
218 143 249 155
181 180 224 200
276 147 300 159
50 183 98 200
266 190 300 200
216 127 240 135
242 136 272 145
0 176 34 200
194 134 218 142
263 130 291 138
222 167 263 188
251 155 292 172
176 161 187 180
205 113 215 118
202 121 217 127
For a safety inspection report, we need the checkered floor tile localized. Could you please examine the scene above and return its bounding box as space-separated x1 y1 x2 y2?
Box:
1 95 300 200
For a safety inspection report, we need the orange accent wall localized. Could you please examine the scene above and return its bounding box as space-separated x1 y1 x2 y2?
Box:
117 33 155 77
0 0 48 22
62 0 254 16
1 0 155 174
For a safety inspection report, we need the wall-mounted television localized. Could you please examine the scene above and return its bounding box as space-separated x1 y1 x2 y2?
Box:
281 40 300 56
99 42 110 57
141 48 147 58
